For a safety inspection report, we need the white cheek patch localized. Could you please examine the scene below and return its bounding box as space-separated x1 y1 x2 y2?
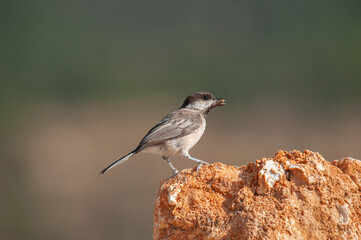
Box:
191 100 213 111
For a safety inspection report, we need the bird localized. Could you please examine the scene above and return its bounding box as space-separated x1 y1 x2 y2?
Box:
100 92 226 176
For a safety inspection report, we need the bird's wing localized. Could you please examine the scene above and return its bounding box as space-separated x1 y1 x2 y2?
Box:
136 109 202 150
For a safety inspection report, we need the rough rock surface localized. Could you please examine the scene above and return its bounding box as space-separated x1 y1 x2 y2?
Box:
153 150 361 240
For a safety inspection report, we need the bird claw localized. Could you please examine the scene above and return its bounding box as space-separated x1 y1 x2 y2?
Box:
173 169 179 176
196 164 202 175
196 161 209 176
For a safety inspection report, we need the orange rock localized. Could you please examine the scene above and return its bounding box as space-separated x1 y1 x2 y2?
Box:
153 150 361 240
332 157 361 191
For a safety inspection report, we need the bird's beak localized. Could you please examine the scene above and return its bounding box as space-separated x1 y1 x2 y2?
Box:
216 98 226 106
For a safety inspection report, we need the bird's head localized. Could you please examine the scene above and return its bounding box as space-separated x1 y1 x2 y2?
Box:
180 92 226 114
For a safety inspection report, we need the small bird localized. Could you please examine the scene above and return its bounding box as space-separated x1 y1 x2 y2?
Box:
100 92 225 175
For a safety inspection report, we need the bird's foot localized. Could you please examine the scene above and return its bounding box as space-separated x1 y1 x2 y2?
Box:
196 161 209 176
172 169 179 176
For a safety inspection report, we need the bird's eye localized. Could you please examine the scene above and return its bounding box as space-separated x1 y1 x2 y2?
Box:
203 95 209 100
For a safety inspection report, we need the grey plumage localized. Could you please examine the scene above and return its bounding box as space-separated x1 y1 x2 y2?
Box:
99 151 136 175
137 109 203 151
100 92 225 175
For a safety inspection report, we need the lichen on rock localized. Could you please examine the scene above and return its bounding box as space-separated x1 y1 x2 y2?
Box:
153 150 361 240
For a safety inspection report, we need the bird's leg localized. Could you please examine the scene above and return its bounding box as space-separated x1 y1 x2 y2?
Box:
185 155 209 175
162 156 179 176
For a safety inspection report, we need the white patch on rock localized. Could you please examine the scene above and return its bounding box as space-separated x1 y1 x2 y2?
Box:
288 164 301 170
168 184 183 206
336 204 349 224
257 160 285 194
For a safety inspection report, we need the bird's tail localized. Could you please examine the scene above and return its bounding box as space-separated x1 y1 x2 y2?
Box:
99 151 137 175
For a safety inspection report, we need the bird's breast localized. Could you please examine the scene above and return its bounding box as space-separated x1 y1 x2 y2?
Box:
142 114 206 157
171 119 206 154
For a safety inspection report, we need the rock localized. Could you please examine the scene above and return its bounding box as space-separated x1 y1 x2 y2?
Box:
332 157 361 191
153 150 361 240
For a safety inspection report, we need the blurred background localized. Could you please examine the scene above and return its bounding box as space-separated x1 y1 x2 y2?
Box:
1 1 361 239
